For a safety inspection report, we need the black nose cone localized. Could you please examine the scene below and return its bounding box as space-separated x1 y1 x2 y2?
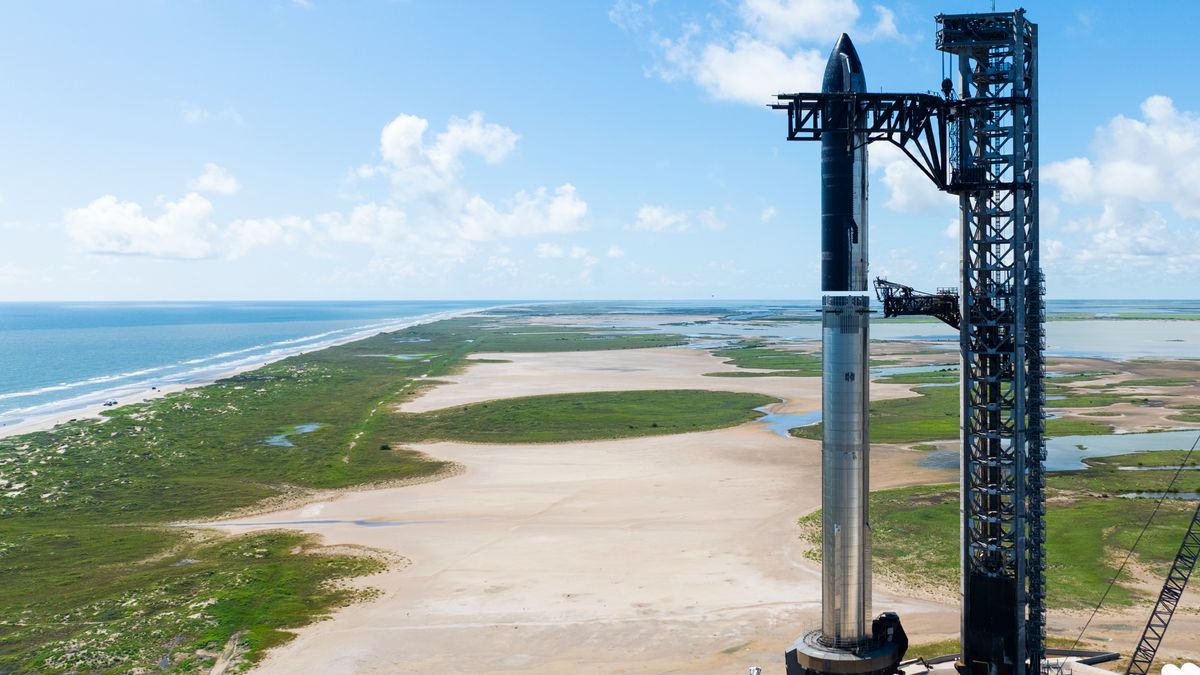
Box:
822 33 864 93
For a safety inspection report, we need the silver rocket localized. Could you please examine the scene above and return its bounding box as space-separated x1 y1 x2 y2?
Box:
819 33 871 646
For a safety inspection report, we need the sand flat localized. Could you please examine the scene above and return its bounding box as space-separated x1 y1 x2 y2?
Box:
213 427 954 674
400 347 918 414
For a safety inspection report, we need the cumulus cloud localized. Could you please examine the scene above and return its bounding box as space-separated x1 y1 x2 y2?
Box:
224 216 310 259
66 193 217 259
65 110 587 280
620 0 901 105
458 184 587 241
872 143 956 214
1046 96 1200 219
1042 96 1200 280
607 245 625 258
760 206 778 222
177 101 243 126
371 111 519 195
536 242 565 258
316 203 407 245
631 204 725 232
188 163 241 195
655 32 825 104
738 0 862 45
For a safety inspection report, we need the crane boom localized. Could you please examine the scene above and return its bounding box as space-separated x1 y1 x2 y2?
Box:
1125 501 1200 675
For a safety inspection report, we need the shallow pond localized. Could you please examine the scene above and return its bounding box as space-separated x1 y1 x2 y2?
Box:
264 422 322 447
918 429 1200 472
755 403 821 438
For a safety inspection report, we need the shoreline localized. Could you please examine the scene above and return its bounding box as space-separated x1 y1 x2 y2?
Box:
0 305 510 440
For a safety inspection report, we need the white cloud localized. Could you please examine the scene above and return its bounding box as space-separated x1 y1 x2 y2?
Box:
621 1 901 106
316 203 407 245
1046 96 1200 219
738 0 861 45
872 143 956 214
457 184 587 241
225 216 310 259
631 204 725 232
64 110 585 280
375 111 519 194
1039 96 1200 284
177 101 243 126
65 192 307 260
188 163 241 196
536 242 565 258
607 245 625 258
608 0 654 31
66 193 217 259
760 206 777 222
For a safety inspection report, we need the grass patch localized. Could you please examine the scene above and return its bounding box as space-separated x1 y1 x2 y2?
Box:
791 386 957 443
385 390 775 443
712 341 821 376
1107 377 1193 387
858 451 1199 610
875 369 958 384
1046 389 1130 408
703 370 815 378
792 386 1112 443
1047 371 1115 383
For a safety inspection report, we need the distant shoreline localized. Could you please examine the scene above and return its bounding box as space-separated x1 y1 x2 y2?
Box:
0 305 509 440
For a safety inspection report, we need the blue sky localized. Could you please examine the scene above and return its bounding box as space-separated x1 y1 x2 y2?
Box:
2 0 1198 300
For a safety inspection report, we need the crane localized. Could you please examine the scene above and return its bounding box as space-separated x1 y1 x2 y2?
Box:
1125 501 1200 675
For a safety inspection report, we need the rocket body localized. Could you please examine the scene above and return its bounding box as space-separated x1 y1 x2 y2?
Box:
818 33 872 645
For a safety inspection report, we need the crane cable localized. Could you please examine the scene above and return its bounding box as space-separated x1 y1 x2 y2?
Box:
1070 430 1200 650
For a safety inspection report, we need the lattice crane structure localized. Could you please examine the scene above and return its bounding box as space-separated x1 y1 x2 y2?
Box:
773 10 1043 675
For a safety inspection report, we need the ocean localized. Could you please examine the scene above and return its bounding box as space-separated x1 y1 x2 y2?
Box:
3 298 1199 432
0 301 503 429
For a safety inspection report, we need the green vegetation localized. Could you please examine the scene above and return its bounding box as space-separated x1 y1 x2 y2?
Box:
1107 377 1193 387
1167 403 1200 423
1045 388 1130 408
905 636 1086 659
385 390 774 443
810 451 1200 610
791 385 1115 443
874 368 958 384
473 327 685 352
710 341 822 376
0 316 706 672
1045 370 1114 383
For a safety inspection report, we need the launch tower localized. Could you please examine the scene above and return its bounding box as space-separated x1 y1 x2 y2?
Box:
774 10 1043 675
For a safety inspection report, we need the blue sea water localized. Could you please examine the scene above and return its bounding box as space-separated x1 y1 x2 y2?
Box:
0 301 502 429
